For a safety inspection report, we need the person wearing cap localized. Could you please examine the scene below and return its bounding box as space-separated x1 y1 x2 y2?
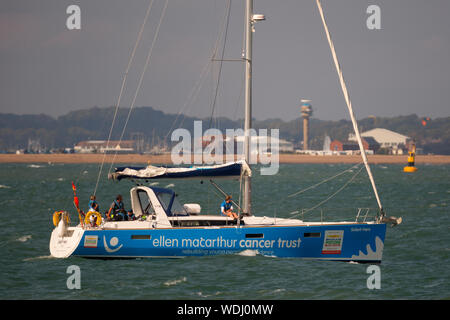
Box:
220 195 238 219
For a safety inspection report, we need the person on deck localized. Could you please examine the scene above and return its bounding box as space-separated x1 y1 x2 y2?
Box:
220 195 238 219
107 194 131 221
88 195 99 212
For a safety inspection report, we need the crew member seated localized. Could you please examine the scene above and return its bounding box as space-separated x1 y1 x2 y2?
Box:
220 195 238 219
107 194 135 221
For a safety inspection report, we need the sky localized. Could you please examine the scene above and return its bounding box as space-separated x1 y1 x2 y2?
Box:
0 0 449 122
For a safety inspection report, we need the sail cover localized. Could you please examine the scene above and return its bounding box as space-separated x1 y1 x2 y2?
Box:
109 161 251 181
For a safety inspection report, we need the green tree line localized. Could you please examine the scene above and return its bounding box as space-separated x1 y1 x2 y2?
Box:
1 107 449 154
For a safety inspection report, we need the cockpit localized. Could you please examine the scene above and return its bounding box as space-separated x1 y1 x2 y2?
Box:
132 186 193 217
129 186 239 228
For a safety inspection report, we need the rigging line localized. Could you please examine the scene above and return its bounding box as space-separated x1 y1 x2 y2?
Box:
208 0 232 130
232 65 245 122
209 179 242 211
287 162 362 198
315 0 383 212
251 162 362 213
177 70 208 129
208 1 232 130
291 165 365 219
209 185 242 221
176 0 234 131
93 0 155 196
108 0 169 175
162 57 213 146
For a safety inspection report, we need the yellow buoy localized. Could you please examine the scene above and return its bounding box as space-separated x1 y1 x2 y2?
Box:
403 166 418 173
403 143 418 173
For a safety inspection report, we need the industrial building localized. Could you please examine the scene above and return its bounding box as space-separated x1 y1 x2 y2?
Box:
348 128 410 154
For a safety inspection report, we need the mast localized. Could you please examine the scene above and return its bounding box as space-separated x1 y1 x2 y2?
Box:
242 0 264 215
243 0 253 215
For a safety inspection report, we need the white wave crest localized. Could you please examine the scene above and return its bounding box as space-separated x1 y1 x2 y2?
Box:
237 249 259 257
164 276 187 287
195 291 221 298
16 235 32 242
28 164 43 168
23 255 54 262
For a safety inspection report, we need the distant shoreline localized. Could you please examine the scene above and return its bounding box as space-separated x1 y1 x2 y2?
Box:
1 154 449 164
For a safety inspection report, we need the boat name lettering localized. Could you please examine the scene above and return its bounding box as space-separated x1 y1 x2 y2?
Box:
151 235 301 249
351 228 371 232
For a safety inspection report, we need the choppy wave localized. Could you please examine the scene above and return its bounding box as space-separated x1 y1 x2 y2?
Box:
1 162 449 300
23 255 54 262
195 291 221 298
164 277 187 287
237 249 259 257
272 288 286 294
28 164 44 168
0 235 32 248
16 235 32 242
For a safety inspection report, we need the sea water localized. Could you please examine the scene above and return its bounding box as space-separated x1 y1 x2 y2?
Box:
0 162 448 299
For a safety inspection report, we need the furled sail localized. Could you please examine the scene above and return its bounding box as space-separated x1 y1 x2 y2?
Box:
109 160 251 181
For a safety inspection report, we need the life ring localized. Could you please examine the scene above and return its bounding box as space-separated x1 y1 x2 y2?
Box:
85 211 102 227
53 211 70 227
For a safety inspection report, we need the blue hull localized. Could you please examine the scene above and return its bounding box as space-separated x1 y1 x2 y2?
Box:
73 223 386 262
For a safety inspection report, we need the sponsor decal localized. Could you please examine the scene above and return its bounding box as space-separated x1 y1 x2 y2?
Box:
103 236 123 253
83 235 98 248
322 230 344 254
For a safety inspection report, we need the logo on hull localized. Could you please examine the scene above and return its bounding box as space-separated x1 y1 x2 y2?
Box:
103 236 123 253
322 230 344 254
84 235 98 248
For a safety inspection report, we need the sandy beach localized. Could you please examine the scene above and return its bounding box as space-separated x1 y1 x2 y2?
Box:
1 153 449 164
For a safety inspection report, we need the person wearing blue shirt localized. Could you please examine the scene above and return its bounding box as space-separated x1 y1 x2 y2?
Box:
88 195 99 212
220 195 238 219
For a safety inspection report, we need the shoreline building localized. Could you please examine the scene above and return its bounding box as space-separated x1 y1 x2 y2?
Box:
348 128 409 155
197 135 294 156
330 137 379 154
74 140 135 154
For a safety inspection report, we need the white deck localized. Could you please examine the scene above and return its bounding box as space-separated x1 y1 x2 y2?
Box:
90 214 371 230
